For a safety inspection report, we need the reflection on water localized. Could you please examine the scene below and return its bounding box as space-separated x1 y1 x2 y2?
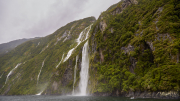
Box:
0 95 179 101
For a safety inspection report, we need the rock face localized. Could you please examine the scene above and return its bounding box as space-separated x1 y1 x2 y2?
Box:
90 25 98 54
99 48 104 63
122 0 138 7
99 20 107 33
155 33 172 41
146 41 155 51
125 91 180 99
121 44 135 54
129 56 137 73
112 0 138 15
52 81 58 91
121 45 137 73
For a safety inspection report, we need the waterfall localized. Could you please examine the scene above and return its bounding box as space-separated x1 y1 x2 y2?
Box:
78 41 89 96
5 63 21 84
63 24 92 62
72 55 79 95
56 54 64 68
37 57 46 85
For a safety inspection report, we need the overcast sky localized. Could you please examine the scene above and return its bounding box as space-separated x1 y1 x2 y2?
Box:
0 0 120 44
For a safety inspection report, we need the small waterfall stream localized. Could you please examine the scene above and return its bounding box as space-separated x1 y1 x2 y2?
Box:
5 63 21 84
56 54 64 69
72 55 79 95
63 24 92 62
37 57 47 85
78 41 89 96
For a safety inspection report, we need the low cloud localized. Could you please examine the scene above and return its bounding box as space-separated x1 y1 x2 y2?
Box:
0 0 120 44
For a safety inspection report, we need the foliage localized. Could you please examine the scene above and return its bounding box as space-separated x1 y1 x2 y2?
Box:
89 0 180 94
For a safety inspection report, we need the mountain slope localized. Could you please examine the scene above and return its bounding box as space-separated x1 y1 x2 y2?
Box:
88 0 180 98
0 38 40 55
0 17 95 95
0 0 180 99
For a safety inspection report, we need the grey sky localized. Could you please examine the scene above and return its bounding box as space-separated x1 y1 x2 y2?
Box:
0 0 120 44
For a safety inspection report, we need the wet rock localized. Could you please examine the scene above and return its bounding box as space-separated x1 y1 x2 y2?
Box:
3 85 11 95
121 44 135 54
99 20 107 33
147 41 155 51
112 0 138 15
125 91 180 99
62 68 73 86
52 81 58 91
129 56 137 73
62 31 68 38
99 48 104 63
110 27 114 33
155 33 172 41
112 7 122 15
122 0 138 8
177 53 179 63
157 7 163 13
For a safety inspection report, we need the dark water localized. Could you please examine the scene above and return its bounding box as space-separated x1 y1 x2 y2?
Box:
0 95 179 101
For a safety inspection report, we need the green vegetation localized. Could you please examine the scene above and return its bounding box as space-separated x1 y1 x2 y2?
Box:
0 0 180 96
89 0 180 94
0 17 95 95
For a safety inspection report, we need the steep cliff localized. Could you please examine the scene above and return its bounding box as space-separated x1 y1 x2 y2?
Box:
88 0 180 99
0 17 95 95
0 0 180 99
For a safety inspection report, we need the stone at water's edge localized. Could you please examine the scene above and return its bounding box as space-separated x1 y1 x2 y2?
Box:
125 91 180 99
92 91 180 99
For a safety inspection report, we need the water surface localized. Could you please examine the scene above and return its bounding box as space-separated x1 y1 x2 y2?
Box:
0 96 179 101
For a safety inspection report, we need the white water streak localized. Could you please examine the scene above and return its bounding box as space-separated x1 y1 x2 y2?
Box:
54 37 62 45
0 73 4 78
37 57 47 85
36 90 43 95
78 41 89 96
39 44 49 54
63 24 92 62
72 55 79 95
63 48 75 62
5 63 22 84
56 54 64 68
63 31 71 42
36 42 40 47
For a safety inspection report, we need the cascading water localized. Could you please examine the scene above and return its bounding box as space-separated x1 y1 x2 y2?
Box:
5 63 21 84
56 54 64 68
63 24 92 62
78 41 89 96
72 55 79 95
39 44 49 54
37 57 46 85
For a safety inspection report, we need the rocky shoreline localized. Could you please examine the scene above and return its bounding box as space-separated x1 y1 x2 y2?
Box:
93 91 180 99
